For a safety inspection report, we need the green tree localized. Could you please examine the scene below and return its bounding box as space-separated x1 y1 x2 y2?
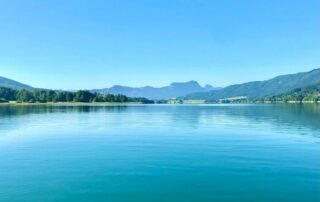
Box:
16 89 35 103
74 90 94 102
0 87 16 101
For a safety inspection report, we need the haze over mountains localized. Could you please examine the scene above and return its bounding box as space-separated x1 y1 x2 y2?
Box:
92 81 220 100
0 77 219 100
1 68 319 100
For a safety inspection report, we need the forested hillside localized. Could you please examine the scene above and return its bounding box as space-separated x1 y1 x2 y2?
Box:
184 68 320 100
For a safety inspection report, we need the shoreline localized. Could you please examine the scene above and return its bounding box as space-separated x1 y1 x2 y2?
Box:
0 102 146 106
0 101 318 106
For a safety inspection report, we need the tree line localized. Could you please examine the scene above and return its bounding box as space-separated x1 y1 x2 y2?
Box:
0 87 154 104
259 84 320 103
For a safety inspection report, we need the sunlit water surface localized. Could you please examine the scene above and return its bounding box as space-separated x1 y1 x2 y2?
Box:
0 104 319 202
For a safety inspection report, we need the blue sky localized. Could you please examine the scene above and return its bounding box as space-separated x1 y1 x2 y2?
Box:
0 0 319 89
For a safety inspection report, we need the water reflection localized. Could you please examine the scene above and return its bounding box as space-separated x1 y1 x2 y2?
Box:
0 104 319 202
0 104 319 136
0 104 129 116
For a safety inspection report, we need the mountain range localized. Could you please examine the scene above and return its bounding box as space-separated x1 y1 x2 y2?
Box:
92 81 220 99
0 77 219 99
183 68 320 100
1 68 319 101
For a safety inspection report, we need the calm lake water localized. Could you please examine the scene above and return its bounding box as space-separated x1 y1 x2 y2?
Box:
0 104 319 202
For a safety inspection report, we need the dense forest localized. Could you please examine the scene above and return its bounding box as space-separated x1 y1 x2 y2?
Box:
0 87 154 104
256 83 320 103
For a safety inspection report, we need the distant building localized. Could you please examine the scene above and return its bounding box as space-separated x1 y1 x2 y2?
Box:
167 99 183 104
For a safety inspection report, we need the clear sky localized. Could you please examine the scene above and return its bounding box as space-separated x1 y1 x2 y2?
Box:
0 0 319 89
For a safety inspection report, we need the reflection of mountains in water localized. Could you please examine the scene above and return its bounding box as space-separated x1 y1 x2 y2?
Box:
176 104 320 134
0 104 319 136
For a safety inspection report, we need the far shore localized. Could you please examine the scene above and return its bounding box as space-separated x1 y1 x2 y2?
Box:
0 102 147 106
0 101 319 106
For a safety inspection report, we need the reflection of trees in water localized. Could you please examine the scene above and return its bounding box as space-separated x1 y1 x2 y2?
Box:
0 104 319 134
0 105 129 117
160 104 320 133
221 104 320 132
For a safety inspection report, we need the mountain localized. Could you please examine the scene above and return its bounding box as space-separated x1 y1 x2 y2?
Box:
270 83 320 102
204 84 221 91
92 81 219 99
0 76 33 90
184 68 320 100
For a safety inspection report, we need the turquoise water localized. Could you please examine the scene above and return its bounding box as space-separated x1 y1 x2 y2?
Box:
0 104 319 202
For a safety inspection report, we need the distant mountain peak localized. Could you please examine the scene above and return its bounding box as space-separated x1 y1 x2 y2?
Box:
170 80 202 88
204 84 221 91
92 80 218 100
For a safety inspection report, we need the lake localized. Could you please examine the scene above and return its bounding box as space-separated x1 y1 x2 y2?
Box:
0 104 319 202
